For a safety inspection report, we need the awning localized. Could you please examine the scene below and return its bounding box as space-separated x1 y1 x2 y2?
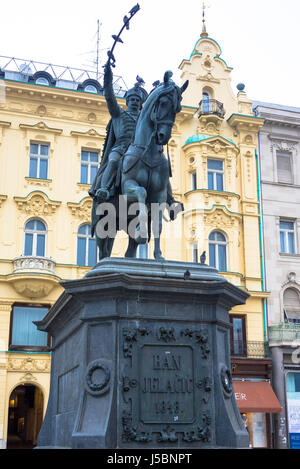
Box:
233 381 282 413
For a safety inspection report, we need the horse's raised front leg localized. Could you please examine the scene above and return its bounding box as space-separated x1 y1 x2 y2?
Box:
123 179 148 245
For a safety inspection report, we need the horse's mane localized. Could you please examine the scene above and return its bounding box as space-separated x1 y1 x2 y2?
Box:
139 79 183 121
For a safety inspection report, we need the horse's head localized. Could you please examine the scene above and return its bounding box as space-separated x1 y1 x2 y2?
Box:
148 72 189 146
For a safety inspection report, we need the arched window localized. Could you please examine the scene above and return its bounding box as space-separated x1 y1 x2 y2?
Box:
283 288 300 323
35 76 50 86
24 219 47 257
209 230 227 271
77 224 97 266
84 84 98 93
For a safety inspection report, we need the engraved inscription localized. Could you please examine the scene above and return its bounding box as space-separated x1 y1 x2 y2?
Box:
139 345 194 424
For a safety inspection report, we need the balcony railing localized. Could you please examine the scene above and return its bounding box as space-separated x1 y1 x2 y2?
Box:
268 323 300 343
198 99 225 118
231 340 269 359
13 255 56 274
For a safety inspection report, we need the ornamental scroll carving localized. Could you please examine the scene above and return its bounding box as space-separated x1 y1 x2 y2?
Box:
67 197 93 222
14 191 61 217
8 357 50 373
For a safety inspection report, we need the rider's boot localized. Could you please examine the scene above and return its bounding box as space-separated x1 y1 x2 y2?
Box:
95 160 119 201
166 186 184 221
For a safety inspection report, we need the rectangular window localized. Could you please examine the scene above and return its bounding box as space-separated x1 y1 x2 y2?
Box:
80 150 99 185
280 220 296 254
190 171 197 191
29 143 49 179
229 314 247 356
10 305 49 350
207 159 224 191
192 243 198 263
277 151 293 184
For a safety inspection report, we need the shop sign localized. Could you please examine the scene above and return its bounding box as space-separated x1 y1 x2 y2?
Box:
287 399 300 449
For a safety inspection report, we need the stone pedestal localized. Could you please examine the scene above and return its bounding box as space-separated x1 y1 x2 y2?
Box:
36 258 250 449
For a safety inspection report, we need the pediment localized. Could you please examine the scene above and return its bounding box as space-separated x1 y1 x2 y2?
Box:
184 134 238 152
14 191 61 216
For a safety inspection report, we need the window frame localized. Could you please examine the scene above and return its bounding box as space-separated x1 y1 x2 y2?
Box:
276 150 293 184
80 150 99 185
29 142 50 179
190 171 197 191
77 224 97 266
279 220 296 254
24 219 47 257
9 303 51 352
207 158 224 191
229 314 247 357
192 242 198 263
283 287 300 324
208 230 227 272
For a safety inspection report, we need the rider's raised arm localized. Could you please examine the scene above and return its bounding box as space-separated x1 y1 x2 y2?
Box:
104 62 121 118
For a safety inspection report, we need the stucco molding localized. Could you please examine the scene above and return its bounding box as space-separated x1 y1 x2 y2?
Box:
203 204 242 229
14 191 61 217
8 356 50 373
67 196 92 222
19 121 63 135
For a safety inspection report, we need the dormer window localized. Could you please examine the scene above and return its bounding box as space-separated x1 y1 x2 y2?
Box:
35 77 49 86
29 71 56 87
84 84 97 93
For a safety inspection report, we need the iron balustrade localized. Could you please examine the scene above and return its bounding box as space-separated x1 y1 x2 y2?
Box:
198 98 225 118
231 340 269 359
268 323 300 342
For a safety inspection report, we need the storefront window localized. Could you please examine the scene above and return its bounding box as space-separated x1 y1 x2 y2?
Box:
241 412 267 448
286 372 300 448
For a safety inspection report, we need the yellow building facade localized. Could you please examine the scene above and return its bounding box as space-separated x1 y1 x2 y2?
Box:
0 31 268 448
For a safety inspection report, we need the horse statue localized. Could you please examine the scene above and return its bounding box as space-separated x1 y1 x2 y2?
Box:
92 71 188 260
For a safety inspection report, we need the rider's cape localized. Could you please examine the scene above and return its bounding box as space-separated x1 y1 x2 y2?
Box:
89 119 116 237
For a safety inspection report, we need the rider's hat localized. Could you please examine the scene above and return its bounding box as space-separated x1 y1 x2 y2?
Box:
125 76 148 106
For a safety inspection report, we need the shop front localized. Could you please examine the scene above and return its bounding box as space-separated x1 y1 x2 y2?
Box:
286 371 300 449
233 380 282 448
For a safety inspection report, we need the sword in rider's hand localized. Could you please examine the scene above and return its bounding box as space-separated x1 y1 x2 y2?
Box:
106 3 141 68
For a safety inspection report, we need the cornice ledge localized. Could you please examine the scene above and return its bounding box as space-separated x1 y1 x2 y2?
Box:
0 120 11 128
227 113 265 130
19 121 63 134
70 128 105 138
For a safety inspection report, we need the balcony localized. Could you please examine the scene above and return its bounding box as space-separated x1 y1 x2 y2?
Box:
231 340 269 359
268 323 300 344
7 255 58 299
198 99 225 118
13 255 56 274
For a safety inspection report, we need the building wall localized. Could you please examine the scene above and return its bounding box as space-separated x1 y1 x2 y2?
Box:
0 35 267 447
255 101 300 448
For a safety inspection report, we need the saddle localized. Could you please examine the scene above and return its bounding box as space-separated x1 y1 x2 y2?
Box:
121 144 167 174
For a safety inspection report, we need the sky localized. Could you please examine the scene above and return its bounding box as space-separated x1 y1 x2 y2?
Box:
0 0 299 107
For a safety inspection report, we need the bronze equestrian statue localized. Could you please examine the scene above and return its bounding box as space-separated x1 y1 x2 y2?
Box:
89 65 188 260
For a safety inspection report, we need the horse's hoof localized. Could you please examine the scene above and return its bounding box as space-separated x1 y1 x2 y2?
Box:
96 188 110 201
135 235 147 245
154 253 164 261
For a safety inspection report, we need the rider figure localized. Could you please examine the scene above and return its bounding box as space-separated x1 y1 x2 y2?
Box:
89 62 148 202
89 62 183 222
